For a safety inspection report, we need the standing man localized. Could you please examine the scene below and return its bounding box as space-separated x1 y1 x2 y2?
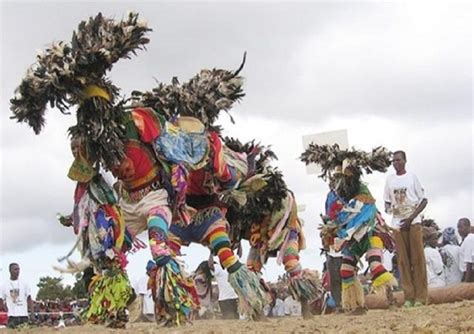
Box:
384 151 428 307
210 257 239 319
1 263 32 328
457 218 474 282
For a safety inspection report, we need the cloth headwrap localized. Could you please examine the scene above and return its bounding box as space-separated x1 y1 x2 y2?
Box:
442 227 458 245
146 260 157 272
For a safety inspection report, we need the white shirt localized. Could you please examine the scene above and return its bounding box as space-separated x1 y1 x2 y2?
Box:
135 276 154 315
384 171 426 229
213 263 238 301
460 234 474 271
272 298 285 317
284 296 301 316
424 247 446 288
440 244 464 285
1 279 30 317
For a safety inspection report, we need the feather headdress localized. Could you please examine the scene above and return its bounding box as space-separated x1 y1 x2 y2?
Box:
131 53 246 127
300 143 392 180
10 12 151 167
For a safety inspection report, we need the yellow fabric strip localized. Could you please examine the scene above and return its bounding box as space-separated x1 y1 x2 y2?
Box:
83 85 111 102
372 271 394 288
114 207 125 249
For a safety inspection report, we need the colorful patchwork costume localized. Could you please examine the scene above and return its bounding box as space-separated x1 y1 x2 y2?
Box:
301 144 397 312
11 11 320 325
217 139 321 314
10 12 271 326
9 13 200 326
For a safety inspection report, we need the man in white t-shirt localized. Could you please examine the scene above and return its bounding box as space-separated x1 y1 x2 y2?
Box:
1 263 32 328
384 151 428 307
458 218 474 282
210 258 239 319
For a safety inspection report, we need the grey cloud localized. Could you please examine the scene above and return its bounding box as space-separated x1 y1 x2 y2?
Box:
0 217 75 254
2 3 470 129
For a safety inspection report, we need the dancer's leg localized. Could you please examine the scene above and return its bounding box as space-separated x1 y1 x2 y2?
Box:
340 254 365 312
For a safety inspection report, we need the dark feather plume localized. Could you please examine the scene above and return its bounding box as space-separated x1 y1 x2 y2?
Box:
131 52 247 127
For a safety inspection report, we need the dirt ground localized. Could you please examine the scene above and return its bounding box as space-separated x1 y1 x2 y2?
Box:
2 300 473 334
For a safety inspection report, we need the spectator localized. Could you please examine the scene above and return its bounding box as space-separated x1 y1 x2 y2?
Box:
193 261 215 319
0 263 32 328
283 288 301 316
423 227 446 288
263 289 273 317
210 258 239 319
440 227 463 285
141 261 156 321
271 289 285 317
458 218 474 282
130 261 156 323
384 150 428 307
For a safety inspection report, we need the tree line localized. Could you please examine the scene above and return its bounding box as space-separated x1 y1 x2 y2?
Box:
36 273 88 301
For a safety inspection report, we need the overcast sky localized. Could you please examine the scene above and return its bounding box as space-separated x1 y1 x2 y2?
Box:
1 1 472 297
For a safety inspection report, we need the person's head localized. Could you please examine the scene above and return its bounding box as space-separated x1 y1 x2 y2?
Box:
423 226 440 248
9 263 20 280
457 218 471 239
426 232 440 248
146 260 157 277
332 163 361 201
442 227 459 246
392 151 407 175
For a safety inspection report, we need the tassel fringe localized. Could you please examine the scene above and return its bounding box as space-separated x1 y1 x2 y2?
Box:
341 279 365 311
228 265 269 319
288 269 321 302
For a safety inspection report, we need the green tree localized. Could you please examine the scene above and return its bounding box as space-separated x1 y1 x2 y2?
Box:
36 276 74 301
71 272 88 299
